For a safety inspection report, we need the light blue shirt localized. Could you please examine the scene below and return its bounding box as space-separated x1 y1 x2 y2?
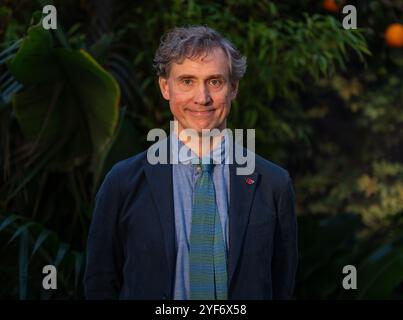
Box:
171 134 230 300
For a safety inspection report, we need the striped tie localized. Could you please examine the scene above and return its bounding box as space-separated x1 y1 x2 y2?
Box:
189 163 228 300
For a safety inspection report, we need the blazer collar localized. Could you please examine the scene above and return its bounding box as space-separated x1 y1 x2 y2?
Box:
143 138 176 285
228 159 260 287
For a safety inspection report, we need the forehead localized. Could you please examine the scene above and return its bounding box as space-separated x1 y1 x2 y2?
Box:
169 47 230 78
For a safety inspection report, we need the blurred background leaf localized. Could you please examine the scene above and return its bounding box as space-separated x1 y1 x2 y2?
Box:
1 0 403 299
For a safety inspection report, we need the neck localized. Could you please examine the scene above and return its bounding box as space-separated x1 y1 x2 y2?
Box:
177 128 226 158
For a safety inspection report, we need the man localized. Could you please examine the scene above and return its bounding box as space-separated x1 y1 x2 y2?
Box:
84 25 298 300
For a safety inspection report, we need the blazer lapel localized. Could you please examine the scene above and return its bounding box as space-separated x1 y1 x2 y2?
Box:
143 152 176 281
228 163 259 286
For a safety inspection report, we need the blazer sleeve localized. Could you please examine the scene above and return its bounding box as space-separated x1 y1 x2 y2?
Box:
84 165 124 299
272 174 298 299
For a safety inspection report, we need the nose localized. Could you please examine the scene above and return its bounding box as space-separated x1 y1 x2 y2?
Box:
194 83 212 106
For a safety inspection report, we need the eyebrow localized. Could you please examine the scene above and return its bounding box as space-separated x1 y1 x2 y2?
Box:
176 74 226 80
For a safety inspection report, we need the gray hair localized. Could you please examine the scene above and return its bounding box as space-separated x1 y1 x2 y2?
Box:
153 25 247 81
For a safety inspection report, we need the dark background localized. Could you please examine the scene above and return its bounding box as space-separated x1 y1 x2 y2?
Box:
1 0 403 299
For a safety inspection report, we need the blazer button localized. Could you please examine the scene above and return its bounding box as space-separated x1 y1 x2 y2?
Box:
162 294 168 300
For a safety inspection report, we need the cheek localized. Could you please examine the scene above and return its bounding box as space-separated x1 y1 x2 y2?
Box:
215 92 232 110
169 89 192 107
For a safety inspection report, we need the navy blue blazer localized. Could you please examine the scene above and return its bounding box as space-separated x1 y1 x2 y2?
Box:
84 142 298 300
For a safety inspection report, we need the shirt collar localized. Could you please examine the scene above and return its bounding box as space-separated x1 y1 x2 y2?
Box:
170 131 230 165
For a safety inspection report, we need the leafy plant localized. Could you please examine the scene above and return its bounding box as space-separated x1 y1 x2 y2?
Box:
0 211 84 299
3 0 403 300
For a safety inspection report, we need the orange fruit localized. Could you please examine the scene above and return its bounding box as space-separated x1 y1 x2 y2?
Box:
385 23 403 48
322 0 345 12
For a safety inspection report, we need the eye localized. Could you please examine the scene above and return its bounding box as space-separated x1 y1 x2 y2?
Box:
209 79 222 88
182 79 193 86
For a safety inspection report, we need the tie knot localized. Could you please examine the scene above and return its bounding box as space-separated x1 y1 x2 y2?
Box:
200 163 214 173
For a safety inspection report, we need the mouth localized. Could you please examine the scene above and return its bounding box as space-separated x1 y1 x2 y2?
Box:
186 109 215 117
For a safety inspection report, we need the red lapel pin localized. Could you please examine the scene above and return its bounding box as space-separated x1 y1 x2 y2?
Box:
245 177 255 185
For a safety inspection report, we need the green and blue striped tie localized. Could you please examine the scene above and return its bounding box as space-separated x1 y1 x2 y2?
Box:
189 163 228 300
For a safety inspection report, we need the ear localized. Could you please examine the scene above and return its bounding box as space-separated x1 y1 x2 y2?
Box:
159 76 170 100
230 80 239 100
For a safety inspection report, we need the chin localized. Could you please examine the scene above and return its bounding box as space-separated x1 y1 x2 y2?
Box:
189 121 215 132
197 125 222 133
179 119 224 133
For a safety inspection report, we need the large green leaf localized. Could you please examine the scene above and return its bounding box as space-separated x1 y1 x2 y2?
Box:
7 25 60 84
8 25 120 171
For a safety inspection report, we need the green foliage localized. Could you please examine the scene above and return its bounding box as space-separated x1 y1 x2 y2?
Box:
349 162 403 228
0 211 84 299
297 213 403 299
1 0 402 299
8 24 120 173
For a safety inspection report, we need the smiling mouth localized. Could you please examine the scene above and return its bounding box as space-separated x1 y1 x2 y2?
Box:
187 109 215 116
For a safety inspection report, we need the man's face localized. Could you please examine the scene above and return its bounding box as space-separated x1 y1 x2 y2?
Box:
159 47 238 133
